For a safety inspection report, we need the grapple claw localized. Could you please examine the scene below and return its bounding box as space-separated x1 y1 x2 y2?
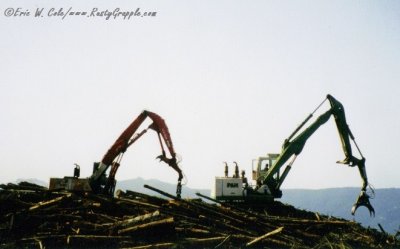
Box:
176 180 182 199
351 190 375 217
156 154 183 199
156 154 176 166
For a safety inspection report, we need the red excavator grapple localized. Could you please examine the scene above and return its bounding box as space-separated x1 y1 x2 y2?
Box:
49 110 183 198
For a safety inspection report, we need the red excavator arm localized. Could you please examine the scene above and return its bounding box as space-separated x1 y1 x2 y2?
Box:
89 110 183 197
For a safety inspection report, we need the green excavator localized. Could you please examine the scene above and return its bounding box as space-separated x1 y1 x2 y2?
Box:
213 94 375 216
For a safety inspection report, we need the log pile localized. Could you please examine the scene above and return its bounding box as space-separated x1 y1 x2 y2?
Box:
0 181 398 249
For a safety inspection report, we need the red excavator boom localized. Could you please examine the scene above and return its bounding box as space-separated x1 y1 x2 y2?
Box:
50 110 183 198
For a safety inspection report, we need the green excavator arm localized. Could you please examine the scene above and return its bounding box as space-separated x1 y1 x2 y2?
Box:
257 94 374 216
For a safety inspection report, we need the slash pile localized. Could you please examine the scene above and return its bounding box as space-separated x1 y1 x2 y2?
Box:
0 181 398 249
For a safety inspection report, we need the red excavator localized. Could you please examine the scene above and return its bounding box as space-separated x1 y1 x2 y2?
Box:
49 110 183 198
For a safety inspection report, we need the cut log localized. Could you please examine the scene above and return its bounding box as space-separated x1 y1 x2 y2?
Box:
29 194 71 211
117 197 160 209
117 189 168 206
112 211 161 230
118 217 174 235
246 226 284 247
214 234 232 248
67 235 131 246
182 236 226 247
122 242 176 249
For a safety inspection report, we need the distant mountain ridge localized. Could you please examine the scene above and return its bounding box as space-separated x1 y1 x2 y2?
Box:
16 178 48 187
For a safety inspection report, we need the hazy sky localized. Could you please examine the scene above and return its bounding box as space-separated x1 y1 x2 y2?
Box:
1 1 399 191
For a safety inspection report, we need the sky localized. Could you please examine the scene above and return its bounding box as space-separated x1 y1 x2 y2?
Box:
1 1 400 191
